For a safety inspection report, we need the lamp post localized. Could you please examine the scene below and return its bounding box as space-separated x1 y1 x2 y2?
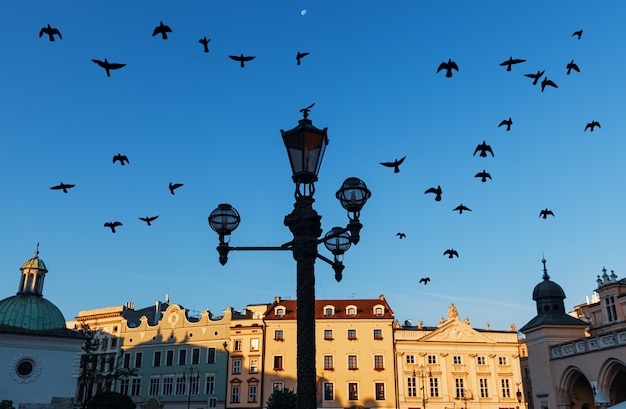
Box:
209 107 371 409
455 389 472 409
413 365 432 409
183 366 199 409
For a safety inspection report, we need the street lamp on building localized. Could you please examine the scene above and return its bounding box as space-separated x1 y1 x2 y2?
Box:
455 389 473 409
209 107 371 409
413 365 432 409
183 367 200 409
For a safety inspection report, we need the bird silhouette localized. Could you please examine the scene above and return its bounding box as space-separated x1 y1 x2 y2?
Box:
104 221 123 233
152 21 172 39
584 121 601 132
169 182 184 195
50 182 75 193
139 215 159 226
498 117 513 131
475 170 492 182
566 60 580 75
419 277 430 285
453 204 471 214
296 51 310 65
541 77 558 92
539 209 555 219
499 57 526 71
473 141 494 157
424 185 443 201
443 249 459 258
299 103 315 118
113 154 129 165
437 59 459 78
39 24 62 41
572 29 583 40
92 58 126 77
380 156 406 173
229 54 256 68
524 70 545 86
397 232 406 239
199 37 211 53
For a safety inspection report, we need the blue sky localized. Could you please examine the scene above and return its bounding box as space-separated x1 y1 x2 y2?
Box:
1 1 624 332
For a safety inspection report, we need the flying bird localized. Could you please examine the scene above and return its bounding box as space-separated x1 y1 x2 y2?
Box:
424 185 443 201
572 29 583 40
396 232 406 239
498 117 513 131
419 277 430 285
169 182 184 195
499 57 526 71
113 153 129 165
475 170 492 182
104 221 123 233
152 21 172 39
473 141 494 157
92 58 126 77
541 77 558 92
39 24 62 41
49 182 75 193
380 156 406 173
443 249 459 258
139 215 159 226
584 121 601 132
453 204 471 214
296 51 310 65
566 60 580 75
199 37 211 53
437 59 459 78
524 70 545 86
539 209 555 219
229 54 256 68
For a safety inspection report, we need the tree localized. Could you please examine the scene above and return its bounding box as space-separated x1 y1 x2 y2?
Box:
266 388 298 409
0 401 15 409
86 391 135 409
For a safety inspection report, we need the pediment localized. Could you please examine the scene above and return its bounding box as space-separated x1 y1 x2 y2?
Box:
419 319 495 343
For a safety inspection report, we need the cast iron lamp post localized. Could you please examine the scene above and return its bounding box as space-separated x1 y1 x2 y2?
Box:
208 107 371 409
413 364 432 409
183 366 199 409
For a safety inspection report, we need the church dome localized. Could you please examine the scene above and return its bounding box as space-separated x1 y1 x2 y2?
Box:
0 294 67 331
532 275 566 300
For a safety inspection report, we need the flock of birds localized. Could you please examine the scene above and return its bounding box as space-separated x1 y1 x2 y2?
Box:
381 28 600 286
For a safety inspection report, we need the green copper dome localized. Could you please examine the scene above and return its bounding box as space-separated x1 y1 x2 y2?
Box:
0 294 67 331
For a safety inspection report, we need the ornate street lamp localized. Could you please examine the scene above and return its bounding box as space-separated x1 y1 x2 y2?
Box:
209 106 370 409
414 364 432 409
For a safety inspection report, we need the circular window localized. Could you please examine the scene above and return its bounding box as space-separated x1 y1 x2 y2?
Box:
11 354 41 383
17 360 34 376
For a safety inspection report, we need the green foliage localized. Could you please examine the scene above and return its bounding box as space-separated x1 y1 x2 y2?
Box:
266 388 297 409
0 401 16 409
86 391 135 409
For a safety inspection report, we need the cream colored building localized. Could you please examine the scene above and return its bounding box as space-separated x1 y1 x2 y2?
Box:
395 304 525 409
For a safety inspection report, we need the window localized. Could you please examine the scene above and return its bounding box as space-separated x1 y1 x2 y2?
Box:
455 378 465 398
325 307 334 316
430 377 439 397
498 356 507 365
406 355 415 364
324 383 334 400
190 375 199 395
207 347 216 364
248 385 258 402
407 377 417 397
375 383 385 400
163 377 173 395
375 307 384 315
250 358 259 374
347 307 357 315
111 337 118 348
166 350 174 366
176 375 186 395
120 379 129 395
231 386 240 403
480 378 489 398
153 351 162 367
101 338 109 351
501 379 511 398
234 339 243 352
274 330 284 340
179 349 187 365
348 355 358 370
276 307 285 316
374 354 384 370
135 352 142 368
477 356 486 365
453 355 462 365
205 374 215 395
348 329 357 340
250 338 259 351
324 355 334 370
373 329 383 339
273 355 283 370
428 355 437 364
192 348 200 365
606 296 618 322
208 398 216 408
348 383 358 400
131 378 141 396
149 377 160 396
232 359 242 374
324 329 333 340
123 353 131 369
272 381 284 392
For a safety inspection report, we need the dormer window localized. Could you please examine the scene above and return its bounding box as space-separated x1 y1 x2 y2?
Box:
374 306 384 316
323 305 335 316
275 307 285 317
346 306 357 316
